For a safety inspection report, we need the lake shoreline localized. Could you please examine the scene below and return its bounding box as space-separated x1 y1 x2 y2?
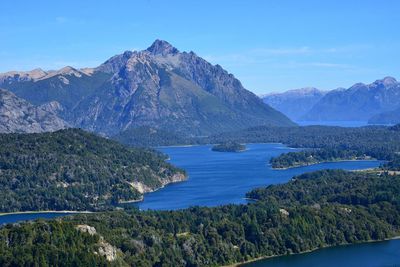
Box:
272 159 379 170
224 235 400 267
0 210 93 217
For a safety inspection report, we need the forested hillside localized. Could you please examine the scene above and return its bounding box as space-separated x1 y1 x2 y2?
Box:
0 129 185 212
1 170 399 266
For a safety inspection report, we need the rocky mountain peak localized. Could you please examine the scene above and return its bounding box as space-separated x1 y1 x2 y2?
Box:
377 76 398 86
146 39 179 56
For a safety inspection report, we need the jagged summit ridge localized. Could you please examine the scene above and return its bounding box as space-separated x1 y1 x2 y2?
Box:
0 40 295 135
146 39 179 56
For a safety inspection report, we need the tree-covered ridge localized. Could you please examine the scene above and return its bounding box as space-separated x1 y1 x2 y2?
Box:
1 170 399 266
211 142 246 152
247 169 400 207
270 149 372 169
0 129 185 212
205 125 400 168
0 220 110 267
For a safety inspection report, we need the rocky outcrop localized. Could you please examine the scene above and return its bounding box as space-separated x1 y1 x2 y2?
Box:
76 224 118 262
129 172 187 194
0 89 68 133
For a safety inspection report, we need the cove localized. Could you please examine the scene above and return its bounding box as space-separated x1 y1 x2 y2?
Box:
0 143 382 225
136 143 382 210
241 239 400 267
0 212 76 225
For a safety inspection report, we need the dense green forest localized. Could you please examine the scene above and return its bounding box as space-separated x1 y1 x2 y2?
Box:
113 126 191 147
270 149 371 169
0 129 185 212
207 125 400 170
1 170 399 266
211 142 246 152
114 125 400 161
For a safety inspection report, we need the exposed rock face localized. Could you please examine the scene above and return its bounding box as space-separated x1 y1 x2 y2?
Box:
0 40 294 136
129 172 187 194
0 68 48 84
76 224 118 262
76 224 97 235
0 89 68 133
261 87 327 121
301 77 400 122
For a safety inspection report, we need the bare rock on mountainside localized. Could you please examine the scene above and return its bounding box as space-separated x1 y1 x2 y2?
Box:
0 40 294 136
0 89 68 133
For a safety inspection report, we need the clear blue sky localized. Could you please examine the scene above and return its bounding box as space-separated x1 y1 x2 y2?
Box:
1 0 399 93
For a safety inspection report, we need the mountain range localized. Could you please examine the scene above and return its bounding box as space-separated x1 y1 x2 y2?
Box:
0 40 294 136
261 87 327 121
262 77 400 124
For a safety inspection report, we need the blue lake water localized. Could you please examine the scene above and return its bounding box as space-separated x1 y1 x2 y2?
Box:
296 121 369 127
136 143 382 210
243 239 400 267
0 212 75 225
0 143 393 266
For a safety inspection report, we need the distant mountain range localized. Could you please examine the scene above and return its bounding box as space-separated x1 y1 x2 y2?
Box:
261 87 327 121
368 106 400 124
0 89 68 133
0 40 294 136
261 77 400 124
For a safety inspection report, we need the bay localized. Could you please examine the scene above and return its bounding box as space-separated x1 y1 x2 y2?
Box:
136 143 381 210
242 239 400 267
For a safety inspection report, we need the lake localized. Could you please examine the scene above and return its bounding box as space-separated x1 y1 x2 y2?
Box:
136 143 382 210
0 212 75 225
242 239 400 267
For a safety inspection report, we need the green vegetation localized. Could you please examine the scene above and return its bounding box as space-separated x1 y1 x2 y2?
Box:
0 129 185 212
113 126 190 147
1 170 400 266
212 142 246 152
270 149 371 169
0 220 110 266
205 125 400 169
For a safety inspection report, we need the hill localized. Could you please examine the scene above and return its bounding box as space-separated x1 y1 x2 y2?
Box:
1 170 399 266
0 129 185 212
368 106 400 124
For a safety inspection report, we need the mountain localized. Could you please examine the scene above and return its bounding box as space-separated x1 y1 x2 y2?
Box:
261 87 327 121
368 106 400 124
301 77 400 121
0 88 68 133
0 128 185 212
0 40 294 136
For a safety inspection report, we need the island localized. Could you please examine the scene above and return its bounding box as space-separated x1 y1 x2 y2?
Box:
270 148 374 169
212 142 246 152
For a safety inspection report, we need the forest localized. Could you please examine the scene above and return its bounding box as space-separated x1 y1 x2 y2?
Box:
211 142 246 152
0 129 185 212
1 170 399 266
270 148 371 169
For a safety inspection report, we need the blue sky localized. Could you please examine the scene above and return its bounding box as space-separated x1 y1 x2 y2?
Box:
1 0 399 93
